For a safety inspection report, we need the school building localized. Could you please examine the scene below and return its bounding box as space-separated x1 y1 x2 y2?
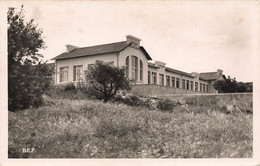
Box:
51 35 226 95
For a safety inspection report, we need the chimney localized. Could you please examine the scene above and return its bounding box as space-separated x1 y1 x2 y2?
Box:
155 61 166 68
217 69 223 75
66 44 78 52
126 35 141 47
191 72 199 78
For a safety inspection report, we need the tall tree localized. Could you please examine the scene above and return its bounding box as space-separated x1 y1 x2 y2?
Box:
85 60 131 102
8 6 50 111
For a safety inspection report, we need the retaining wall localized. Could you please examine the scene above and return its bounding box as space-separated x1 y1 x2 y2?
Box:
158 93 253 113
131 84 204 97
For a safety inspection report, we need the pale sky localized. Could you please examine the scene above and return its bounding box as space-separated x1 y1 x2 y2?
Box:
6 1 260 82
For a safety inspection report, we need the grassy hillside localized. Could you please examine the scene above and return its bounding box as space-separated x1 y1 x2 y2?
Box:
159 93 252 114
8 95 252 158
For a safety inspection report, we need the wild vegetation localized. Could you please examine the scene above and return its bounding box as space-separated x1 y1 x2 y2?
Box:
9 90 253 158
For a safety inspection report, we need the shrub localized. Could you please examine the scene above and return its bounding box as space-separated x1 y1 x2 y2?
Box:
44 85 88 100
156 99 176 111
65 83 76 92
142 98 153 108
185 97 198 105
112 94 142 106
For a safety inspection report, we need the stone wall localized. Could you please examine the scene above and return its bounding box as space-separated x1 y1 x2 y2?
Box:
131 84 204 97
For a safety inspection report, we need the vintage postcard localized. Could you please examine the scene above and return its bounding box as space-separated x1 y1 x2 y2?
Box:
0 0 260 166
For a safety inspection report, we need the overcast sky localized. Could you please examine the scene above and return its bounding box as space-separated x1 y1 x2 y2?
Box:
8 1 259 82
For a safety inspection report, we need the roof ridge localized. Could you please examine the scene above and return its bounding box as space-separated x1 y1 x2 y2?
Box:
165 66 190 74
76 41 126 50
52 40 153 61
200 72 218 74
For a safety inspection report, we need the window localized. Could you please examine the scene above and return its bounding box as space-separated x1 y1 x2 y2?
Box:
131 56 138 80
88 64 94 69
171 77 175 88
159 74 164 86
166 75 170 87
152 72 157 84
206 85 209 93
200 83 202 92
195 82 198 91
148 71 151 84
140 60 143 81
182 79 185 89
126 56 129 78
60 67 68 82
176 78 179 88
73 65 83 81
203 84 206 92
186 80 189 90
191 81 193 91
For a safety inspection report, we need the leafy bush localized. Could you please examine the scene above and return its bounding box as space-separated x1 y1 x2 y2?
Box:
142 98 154 108
185 97 198 105
112 94 142 106
156 99 176 111
45 85 88 100
65 83 76 92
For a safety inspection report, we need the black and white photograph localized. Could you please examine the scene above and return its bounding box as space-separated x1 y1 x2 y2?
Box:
0 0 260 165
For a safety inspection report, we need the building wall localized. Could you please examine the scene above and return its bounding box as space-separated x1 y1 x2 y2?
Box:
209 80 218 93
199 79 210 92
147 66 211 94
55 46 150 84
118 46 149 84
148 65 168 85
208 75 225 93
131 84 201 97
55 53 117 84
54 44 219 94
164 70 183 88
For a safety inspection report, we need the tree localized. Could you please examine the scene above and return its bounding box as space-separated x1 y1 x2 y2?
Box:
236 82 247 92
214 77 237 93
8 6 50 111
237 82 253 92
85 60 131 102
214 76 253 93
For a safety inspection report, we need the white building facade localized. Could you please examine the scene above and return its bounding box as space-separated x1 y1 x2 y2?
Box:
52 35 225 94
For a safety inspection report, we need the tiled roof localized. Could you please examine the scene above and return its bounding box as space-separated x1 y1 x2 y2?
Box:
148 62 194 78
199 72 221 81
165 67 194 78
140 46 152 60
52 41 152 60
148 62 223 81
